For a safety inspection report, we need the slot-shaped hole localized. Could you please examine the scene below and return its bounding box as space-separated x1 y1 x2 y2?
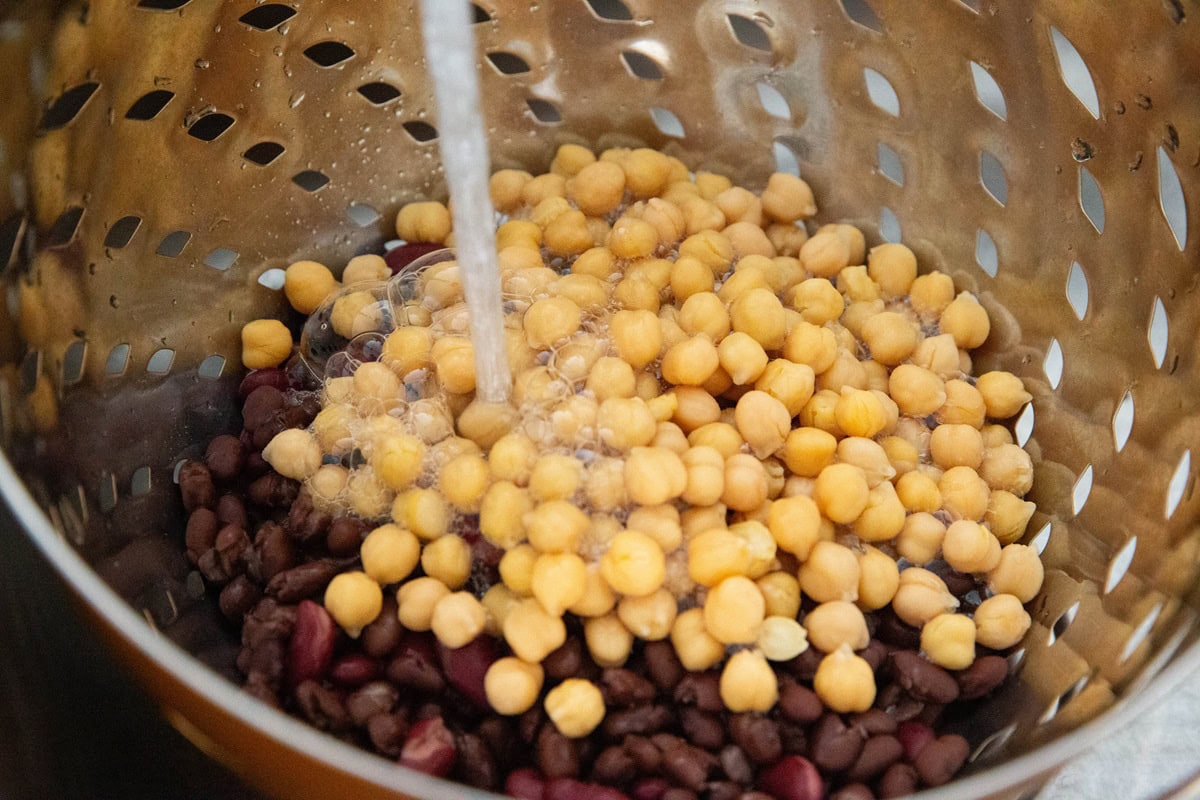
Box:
20 351 40 393
1078 166 1105 233
303 41 355 68
156 230 191 257
1166 450 1191 520
1112 390 1134 453
347 203 382 227
104 215 142 249
1015 403 1035 447
1065 261 1088 320
1043 338 1063 390
876 142 903 185
244 141 285 166
257 269 286 290
979 150 1008 205
0 214 25 272
756 82 790 119
1157 146 1188 250
841 0 882 31
131 466 152 497
238 4 296 31
1046 601 1080 646
583 0 633 21
1056 674 1091 709
62 340 86 386
125 89 174 121
203 248 239 271
621 50 664 80
1104 536 1137 594
137 0 192 8
970 724 1016 764
187 112 235 142
198 354 226 379
98 472 118 513
47 206 85 248
975 228 998 277
879 207 901 242
969 61 1007 120
105 344 130 377
527 99 562 124
293 170 330 192
649 107 684 138
471 3 492 23
146 348 175 375
402 121 439 142
1071 464 1093 516
773 137 803 176
357 82 401 106
1148 297 1168 369
1120 603 1162 663
40 83 100 131
486 52 531 75
863 68 900 116
727 14 772 52
1049 27 1100 119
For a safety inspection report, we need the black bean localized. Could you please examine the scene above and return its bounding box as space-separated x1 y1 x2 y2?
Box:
810 713 865 772
219 575 261 620
543 637 584 680
778 721 809 756
729 714 782 765
681 707 726 750
243 672 280 708
185 508 219 561
455 732 499 790
592 745 637 785
889 651 960 704
362 598 403 658
294 680 350 732
347 681 400 726
674 672 723 712
878 763 918 798
267 560 338 602
215 524 251 575
242 385 285 431
956 655 1008 700
913 734 969 787
719 745 753 785
604 705 671 737
518 707 545 744
367 712 409 757
537 724 580 779
205 434 245 481
661 790 698 800
847 735 903 783
643 640 684 690
601 668 656 708
179 461 216 511
778 679 823 724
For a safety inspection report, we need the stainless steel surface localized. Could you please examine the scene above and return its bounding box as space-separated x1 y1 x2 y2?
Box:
0 0 1196 798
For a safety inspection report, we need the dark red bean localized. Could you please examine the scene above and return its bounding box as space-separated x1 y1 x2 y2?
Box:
603 705 671 737
624 736 662 773
659 741 715 790
367 712 410 757
592 745 637 785
519 707 545 744
386 241 444 273
673 672 723 712
719 745 753 785
543 636 585 680
778 679 823 724
830 783 875 800
538 724 581 779
248 473 299 508
362 598 403 658
601 668 656 707
438 635 497 709
287 600 336 687
877 763 918 798
294 680 350 731
660 791 697 800
544 778 630 800
346 681 399 726
896 721 935 762
859 640 889 673
387 635 446 694
956 655 1009 700
205 434 245 481
219 575 261 620
631 777 669 800
239 368 289 400
847 735 904 783
852 709 898 737
185 508 219 561
810 714 865 772
242 385 286 431
255 521 296 581
778 721 808 756
506 768 546 800
215 524 251 575
330 654 380 687
784 647 822 681
876 611 921 649
327 515 368 557
267 559 338 602
913 734 970 787
216 494 248 530
889 651 960 704
400 716 457 777
730 714 783 764
455 732 499 790
179 461 216 511
756 755 824 800
680 707 726 750
244 451 269 476
642 641 684 690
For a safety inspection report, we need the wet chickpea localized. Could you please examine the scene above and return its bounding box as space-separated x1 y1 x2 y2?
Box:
681 445 726 507
730 288 787 350
478 481 533 549
814 463 870 524
735 391 791 459
909 271 955 318
942 519 1002 573
586 356 637 402
930 424 985 470
496 220 542 252
569 160 626 216
987 543 1044 602
652 420 689 454
687 421 744 458
485 657 544 716
670 255 714 300
392 487 448 541
939 466 991 522
437 452 489 512
263 428 322 481
688 527 752 586
921 613 976 670
704 575 766 645
241 319 293 369
550 143 595 177
715 185 763 226
855 546 900 611
784 321 838 374
799 390 844 438
799 541 861 603
814 645 875 714
284 260 337 315
360 524 421 585
585 456 629 512
911 333 961 379
974 593 1031 649
982 423 1015 448
806 600 869 653
976 371 1032 419
723 453 770 512
525 499 589 553
324 571 384 637
866 243 918 296
717 265 768 304
758 616 809 662
505 598 568 663
755 359 816 417
397 576 451 632
761 172 817 223
766 493 822 560
596 396 657 452
937 380 987 428
861 311 920 366
611 309 663 369
531 552 588 616
718 332 769 386
779 427 835 478
987 490 1037 545
799 230 851 278
396 201 452 244
940 292 990 349
490 169 533 212
979 443 1035 495
895 470 942 513
892 568 959 627
757 572 802 620
790 277 845 325
724 221 776 258
581 613 633 668
668 608 725 672
617 588 677 640
678 292 731 340
680 196 727 236
661 335 720 387
721 649 779 713
638 197 686 245
420 534 471 589
499 544 538 596
431 336 477 395
694 171 733 200
853 480 907 543
767 223 810 257
834 387 888 439
609 217 660 259
544 209 595 256
572 246 616 281
431 591 488 649
839 266 882 304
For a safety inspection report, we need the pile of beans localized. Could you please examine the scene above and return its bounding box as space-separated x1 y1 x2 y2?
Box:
183 144 1042 799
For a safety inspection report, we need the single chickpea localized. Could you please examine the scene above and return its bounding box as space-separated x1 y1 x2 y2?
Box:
718 332 770 386
788 277 844 326
564 563 615 617
621 147 674 196
892 568 959 627
670 256 715 301
860 244 915 297
585 456 629 512
717 265 769 304
661 336 720 387
681 445 726 507
937 380 987 429
799 231 851 278
586 356 637 402
360 524 421 585
814 463 870 525
669 608 725 671
396 576 450 631
284 260 337 314
392 488 448 540
976 371 1032 419
528 454 582 501
544 678 607 739
489 169 533 212
814 644 876 713
755 359 816 417
611 309 663 369
909 271 956 318
911 333 961 379
420 534 471 589
687 421 744 458
648 392 681 424
761 172 817 222
734 391 791 459
262 428 321 481
496 220 542 252
889 364 947 418
767 495 822 559
523 296 581 350
720 649 779 713
690 171 730 200
930 424 985 470
638 197 686 245
940 292 991 349
799 541 861 603
435 452 489 513
481 584 520 635
861 311 920 366
608 217 659 260
499 544 538 596
943 519 1002 574
979 443 1035 495
658 309 689 351
679 196 727 235
504 598 568 663
309 464 350 509
569 160 627 216
351 362 402 417
341 254 388 286
974 593 1032 649
918 611 980 672
981 424 1015 449
832 388 887 439
531 552 588 616
987 543 1044 602
853 481 907 543
241 319 293 369
722 453 770 512
543 209 595 256
571 246 616 281
365 432 423 492
346 465 393 519
839 266 882 304
324 571 383 637
881 434 921 477
596 396 657 452
987 491 1037 545
584 614 635 668
833 438 892 488
855 546 900 611
780 427 836 478
652 419 689 454
617 588 677 640
895 471 942 513
687 527 752 586
896 512 946 565
628 504 683 551
680 230 735 274
783 322 838 374
767 223 810 257
715 185 763 226
758 616 810 661
525 499 590 553
430 336 476 395
757 572 802 620
396 201 452 243
731 520 778 579
550 143 596 176
485 657 544 716
678 292 731 341
805 600 869 653
730 288 787 351
430 591 488 649
939 466 991 521
601 529 667 597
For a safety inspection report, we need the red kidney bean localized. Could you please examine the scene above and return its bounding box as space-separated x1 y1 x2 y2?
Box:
386 242 444 273
179 461 216 511
896 721 935 762
506 768 547 800
756 755 824 800
438 635 497 709
346 681 399 726
330 653 380 688
847 735 903 783
205 434 245 481
544 778 631 800
877 763 918 798
956 654 1009 700
913 734 970 787
185 508 219 561
288 600 336 687
631 777 669 800
399 716 457 777
889 651 960 704
387 634 446 694
362 597 403 658
242 385 286 431
239 368 290 400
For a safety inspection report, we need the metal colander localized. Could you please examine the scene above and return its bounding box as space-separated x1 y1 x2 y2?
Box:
0 0 1197 798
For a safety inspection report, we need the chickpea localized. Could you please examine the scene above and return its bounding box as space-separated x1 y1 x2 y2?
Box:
550 143 596 177
909 271 956 318
543 678 607 739
687 527 752 586
730 288 787 351
678 292 731 341
610 309 663 369
714 185 763 226
481 584 520 635
600 529 666 597
543 209 595 256
937 380 987 428
881 434 921 477
523 296 581 351
830 439 890 489
974 593 1031 649
814 645 876 713
688 421 744 458
720 649 779 713
753 573 800 621
722 453 769 512
783 321 838 374
420 534 471 589
777 427 833 478
241 319 293 369
853 480 906 542
755 359 816 417
888 364 946 418
799 389 844 438
430 591 488 649
730 391 789 460
628 504 683 551
979 444 1035 495
939 466 991 521
571 246 616 281
757 616 810 662
892 567 959 627
617 588 677 640
309 464 349 510
758 173 815 222
767 223 810 257
577 614 632 668
583 355 635 402
396 201 452 244
667 608 724 672
585 456 629 512
730 520 777 579
940 292 991 349
804 600 868 654
930 424 985 470
831 388 886 439
595 396 656 451
680 230 735 275
717 265 769 304
284 260 338 315
861 311 920 366
360 524 421 585
982 424 1015 448
346 465 393 519
678 445 724 507
496 221 542 253
525 499 589 553
919 613 977 670
485 657 545 716
987 543 1044 602
976 371 1032 419
799 231 851 278
853 546 899 612
652 419 689 454
896 512 947 565
987 490 1037 545
911 333 961 379
392 488 448 541
496 545 537 596
895 470 942 513
429 336 476 395
767 494 822 560
799 541 861 603
396 576 450 631
528 454 583 502
814 463 869 524
504 598 568 663
531 552 588 616
609 217 660 259
718 332 770 386
942 519 1002 574
661 336 720 387
670 255 715 301
703 575 766 644
622 445 687 506
323 571 383 637
569 161 626 216
638 197 687 246
262 428 322 481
